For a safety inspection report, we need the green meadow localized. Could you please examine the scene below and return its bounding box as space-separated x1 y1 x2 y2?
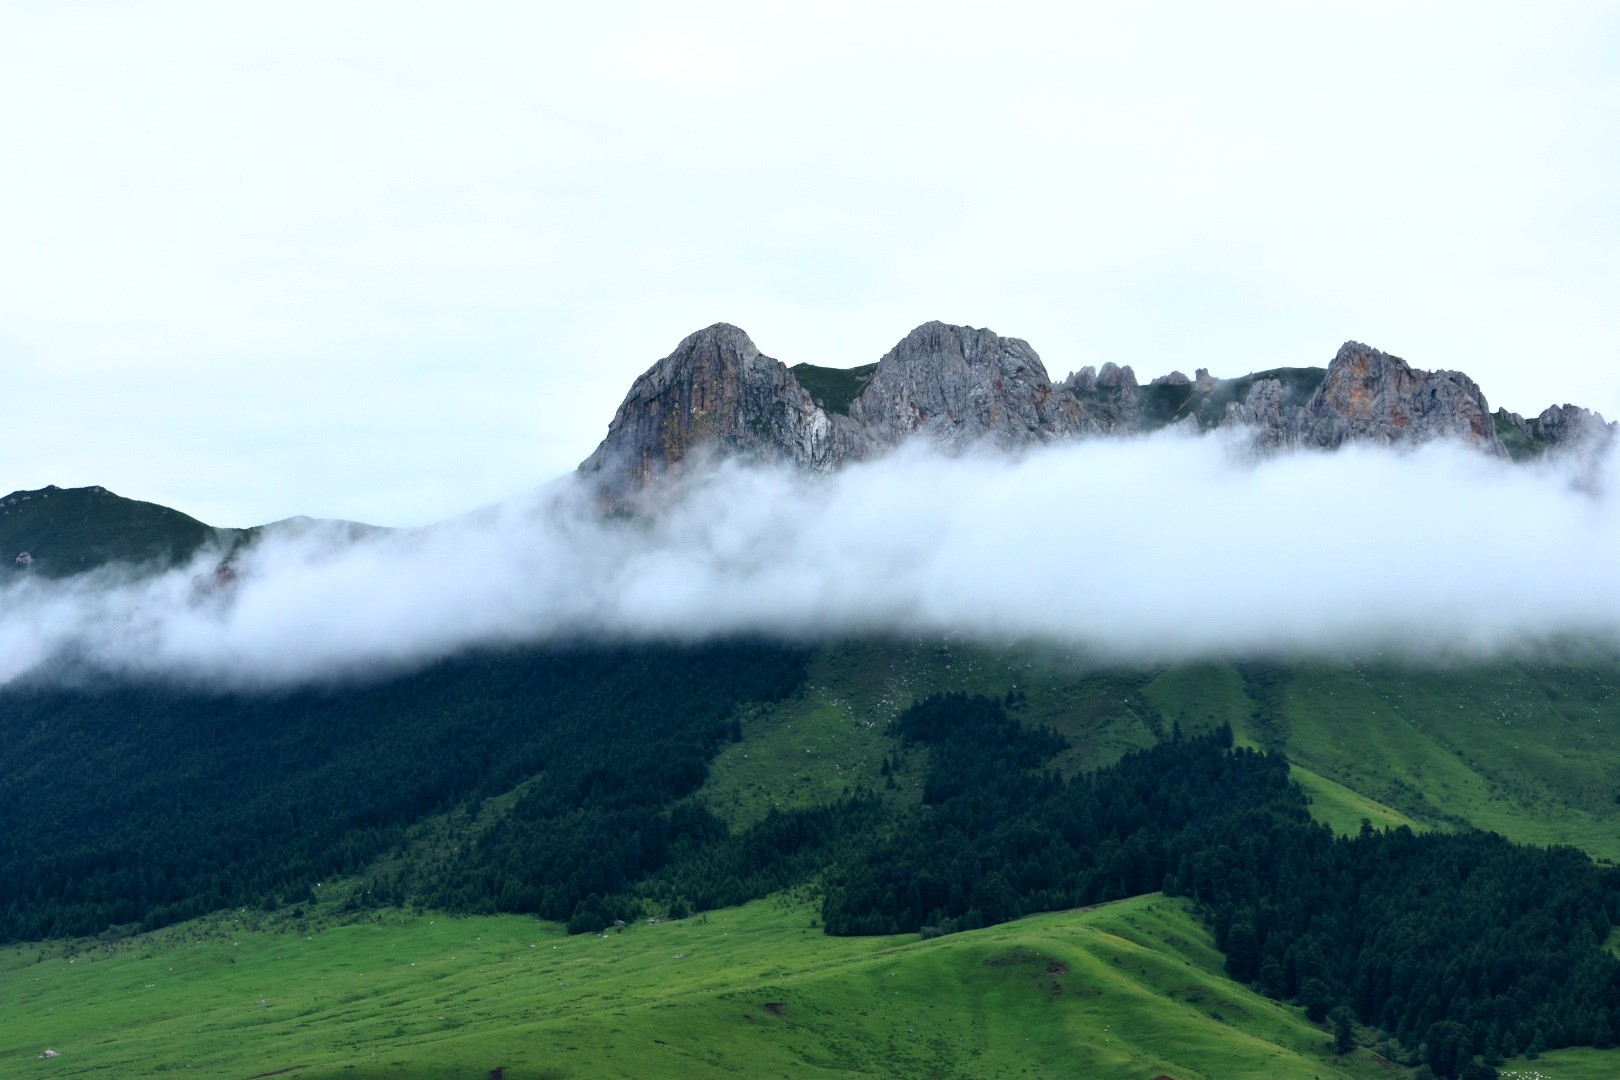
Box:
5 892 1401 1080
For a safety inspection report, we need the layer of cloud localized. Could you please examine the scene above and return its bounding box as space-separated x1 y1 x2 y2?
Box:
2 434 1617 688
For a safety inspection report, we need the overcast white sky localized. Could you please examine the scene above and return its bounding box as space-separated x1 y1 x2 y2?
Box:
3 1 1618 527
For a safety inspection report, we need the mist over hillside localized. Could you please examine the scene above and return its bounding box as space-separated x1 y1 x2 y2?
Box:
3 430 1617 687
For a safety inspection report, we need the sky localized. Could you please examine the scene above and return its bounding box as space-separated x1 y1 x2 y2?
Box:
3 1 1619 528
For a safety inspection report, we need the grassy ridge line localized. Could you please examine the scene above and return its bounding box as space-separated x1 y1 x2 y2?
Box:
4 894 1388 1080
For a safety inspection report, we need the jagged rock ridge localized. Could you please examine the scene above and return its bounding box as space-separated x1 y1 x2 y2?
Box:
842 322 1093 453
578 323 844 485
1494 403 1617 462
578 321 1095 493
581 323 1610 490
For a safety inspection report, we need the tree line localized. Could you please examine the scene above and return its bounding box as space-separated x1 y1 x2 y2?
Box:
802 692 1620 1080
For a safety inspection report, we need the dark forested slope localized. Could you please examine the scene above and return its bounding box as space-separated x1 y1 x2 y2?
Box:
0 642 807 940
1 485 225 578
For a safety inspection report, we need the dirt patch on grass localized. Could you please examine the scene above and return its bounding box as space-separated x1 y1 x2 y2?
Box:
982 948 1046 968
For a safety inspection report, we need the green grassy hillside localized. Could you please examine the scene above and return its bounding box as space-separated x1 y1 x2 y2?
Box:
0 485 228 577
1 892 1398 1080
0 484 385 580
699 641 1620 859
1272 659 1620 859
702 640 1165 829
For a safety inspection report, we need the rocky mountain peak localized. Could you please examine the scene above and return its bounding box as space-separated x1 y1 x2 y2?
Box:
580 322 1599 491
1095 362 1138 390
1494 403 1617 461
843 321 1083 455
1301 342 1504 455
578 321 1095 493
577 322 838 491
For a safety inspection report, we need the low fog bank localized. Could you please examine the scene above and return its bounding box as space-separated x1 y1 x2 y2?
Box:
3 431 1618 688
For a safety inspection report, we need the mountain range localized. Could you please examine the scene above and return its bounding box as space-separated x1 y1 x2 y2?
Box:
9 321 1613 579
580 320 1615 496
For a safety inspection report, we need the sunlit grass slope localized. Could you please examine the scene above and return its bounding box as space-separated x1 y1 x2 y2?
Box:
2 894 1394 1080
703 640 1165 828
1280 660 1620 859
703 641 1620 859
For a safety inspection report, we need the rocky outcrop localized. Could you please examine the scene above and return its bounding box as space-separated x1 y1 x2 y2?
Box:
1224 379 1300 449
1058 361 1144 433
1297 342 1504 455
581 322 1597 490
1494 404 1617 462
578 323 846 491
842 322 1088 456
579 321 1100 493
1095 362 1138 390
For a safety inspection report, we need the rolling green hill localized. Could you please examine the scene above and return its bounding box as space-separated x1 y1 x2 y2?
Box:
0 485 228 578
0 484 386 580
1 892 1398 1080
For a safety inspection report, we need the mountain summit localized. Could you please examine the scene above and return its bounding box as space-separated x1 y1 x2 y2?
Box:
580 322 1613 491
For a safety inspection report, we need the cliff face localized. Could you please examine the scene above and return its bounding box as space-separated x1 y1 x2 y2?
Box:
580 322 1588 490
578 320 1092 493
1298 342 1504 455
577 323 846 490
843 322 1091 456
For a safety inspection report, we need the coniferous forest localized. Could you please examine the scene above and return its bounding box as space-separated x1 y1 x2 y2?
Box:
0 642 808 939
5 651 1620 1079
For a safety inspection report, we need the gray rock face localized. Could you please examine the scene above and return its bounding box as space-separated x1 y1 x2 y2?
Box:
580 321 1101 494
1095 362 1138 390
1298 342 1504 455
581 322 1593 490
1223 379 1299 449
842 322 1086 456
1494 403 1617 462
578 323 841 492
1068 366 1098 393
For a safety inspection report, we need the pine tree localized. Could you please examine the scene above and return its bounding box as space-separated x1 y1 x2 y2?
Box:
1225 909 1261 983
1332 1007 1357 1055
